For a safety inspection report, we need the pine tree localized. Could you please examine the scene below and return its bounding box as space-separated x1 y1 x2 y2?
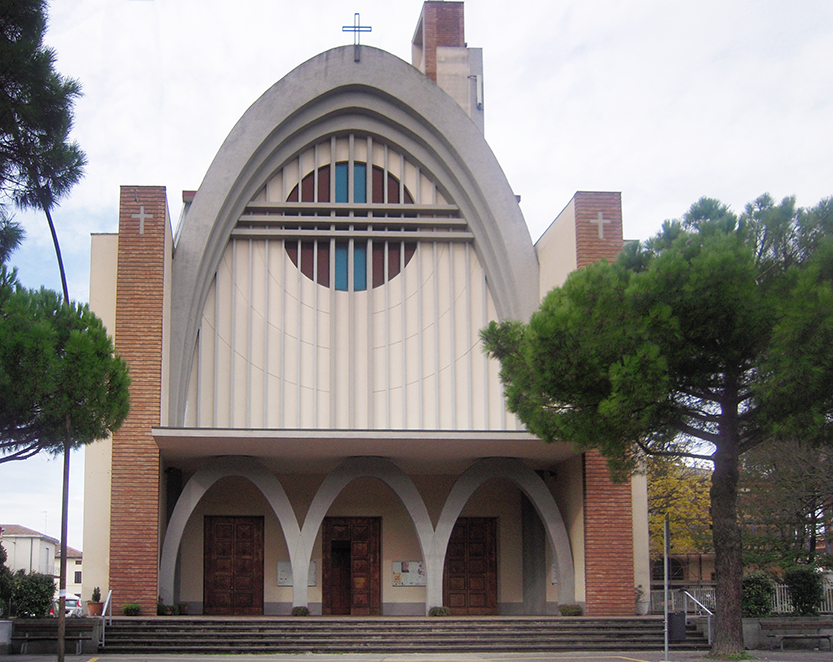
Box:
0 0 86 301
482 194 833 656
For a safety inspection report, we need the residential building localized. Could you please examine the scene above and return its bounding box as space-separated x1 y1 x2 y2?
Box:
0 525 57 577
57 546 84 599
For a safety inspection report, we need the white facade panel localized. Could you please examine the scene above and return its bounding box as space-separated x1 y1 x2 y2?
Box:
185 135 518 432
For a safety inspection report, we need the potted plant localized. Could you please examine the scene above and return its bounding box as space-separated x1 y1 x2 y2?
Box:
635 585 650 615
157 598 173 615
87 587 103 616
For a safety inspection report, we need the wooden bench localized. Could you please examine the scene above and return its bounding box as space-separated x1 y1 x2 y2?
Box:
763 619 833 651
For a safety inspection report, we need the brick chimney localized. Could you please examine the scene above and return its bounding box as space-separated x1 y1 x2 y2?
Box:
412 1 484 132
412 1 465 82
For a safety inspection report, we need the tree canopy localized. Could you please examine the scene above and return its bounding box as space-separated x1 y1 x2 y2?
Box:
1 0 86 300
0 215 23 264
0 281 130 462
647 456 712 558
482 193 833 656
740 439 833 569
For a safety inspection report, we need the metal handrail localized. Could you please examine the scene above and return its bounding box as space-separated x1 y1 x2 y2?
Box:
681 590 713 644
681 589 713 615
100 589 113 647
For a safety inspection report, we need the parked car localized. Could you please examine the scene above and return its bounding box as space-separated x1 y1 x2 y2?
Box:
50 596 84 617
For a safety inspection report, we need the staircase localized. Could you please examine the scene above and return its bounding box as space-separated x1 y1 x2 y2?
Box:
100 616 710 654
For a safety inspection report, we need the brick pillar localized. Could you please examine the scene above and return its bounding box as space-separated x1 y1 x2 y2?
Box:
414 1 465 82
583 452 635 615
572 191 635 615
574 191 623 269
110 186 168 615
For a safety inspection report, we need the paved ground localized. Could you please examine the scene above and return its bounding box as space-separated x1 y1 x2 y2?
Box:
2 651 833 662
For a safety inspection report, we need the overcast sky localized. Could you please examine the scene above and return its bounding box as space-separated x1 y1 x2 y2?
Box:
2 0 832 554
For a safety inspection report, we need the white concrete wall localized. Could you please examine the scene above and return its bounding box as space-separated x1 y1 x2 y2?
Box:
632 471 651 602
82 233 118 603
436 46 485 134
536 198 578 295
548 455 585 606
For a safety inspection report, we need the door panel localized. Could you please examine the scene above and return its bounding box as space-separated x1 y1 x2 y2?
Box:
204 516 264 615
330 542 352 615
323 517 381 615
443 517 497 615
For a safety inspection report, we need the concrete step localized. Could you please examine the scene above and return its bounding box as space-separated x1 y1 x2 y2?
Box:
100 616 710 653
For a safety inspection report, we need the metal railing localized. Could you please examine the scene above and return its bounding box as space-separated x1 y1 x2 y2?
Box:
100 589 113 647
771 583 833 614
681 590 713 644
651 583 833 615
651 586 716 614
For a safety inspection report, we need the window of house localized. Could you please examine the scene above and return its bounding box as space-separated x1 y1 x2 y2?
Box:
652 558 684 581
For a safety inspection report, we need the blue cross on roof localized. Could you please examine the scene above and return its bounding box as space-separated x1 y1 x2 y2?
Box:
343 13 372 61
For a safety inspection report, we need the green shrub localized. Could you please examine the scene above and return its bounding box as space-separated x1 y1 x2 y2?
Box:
12 572 55 617
0 544 13 616
428 606 450 616
122 603 141 616
90 586 101 603
558 604 583 616
783 566 824 616
742 571 774 617
290 606 310 616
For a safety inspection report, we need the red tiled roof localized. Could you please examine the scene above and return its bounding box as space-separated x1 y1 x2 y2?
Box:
0 524 60 544
57 546 83 559
1 524 43 536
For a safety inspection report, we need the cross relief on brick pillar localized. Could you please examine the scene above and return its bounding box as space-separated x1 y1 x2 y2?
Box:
590 211 611 239
574 191 623 270
131 205 153 234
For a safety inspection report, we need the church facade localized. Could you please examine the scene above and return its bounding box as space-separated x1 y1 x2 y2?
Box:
83 1 649 617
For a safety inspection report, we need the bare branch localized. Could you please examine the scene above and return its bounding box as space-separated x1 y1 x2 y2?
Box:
634 437 715 463
669 419 722 445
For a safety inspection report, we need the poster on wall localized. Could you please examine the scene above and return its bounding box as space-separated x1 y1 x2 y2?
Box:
277 561 317 586
392 561 426 586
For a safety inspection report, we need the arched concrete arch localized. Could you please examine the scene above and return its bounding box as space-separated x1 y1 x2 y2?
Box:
168 45 539 425
292 457 434 609
158 456 301 605
427 458 575 608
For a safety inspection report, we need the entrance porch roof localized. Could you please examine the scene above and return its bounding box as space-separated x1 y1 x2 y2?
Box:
151 427 578 474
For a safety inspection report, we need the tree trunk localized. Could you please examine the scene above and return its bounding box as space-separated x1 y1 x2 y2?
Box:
709 438 744 656
56 415 71 662
43 204 69 304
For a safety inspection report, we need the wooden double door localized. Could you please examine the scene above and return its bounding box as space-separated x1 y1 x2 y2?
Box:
443 517 498 615
322 517 381 615
204 516 264 615
202 515 496 616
